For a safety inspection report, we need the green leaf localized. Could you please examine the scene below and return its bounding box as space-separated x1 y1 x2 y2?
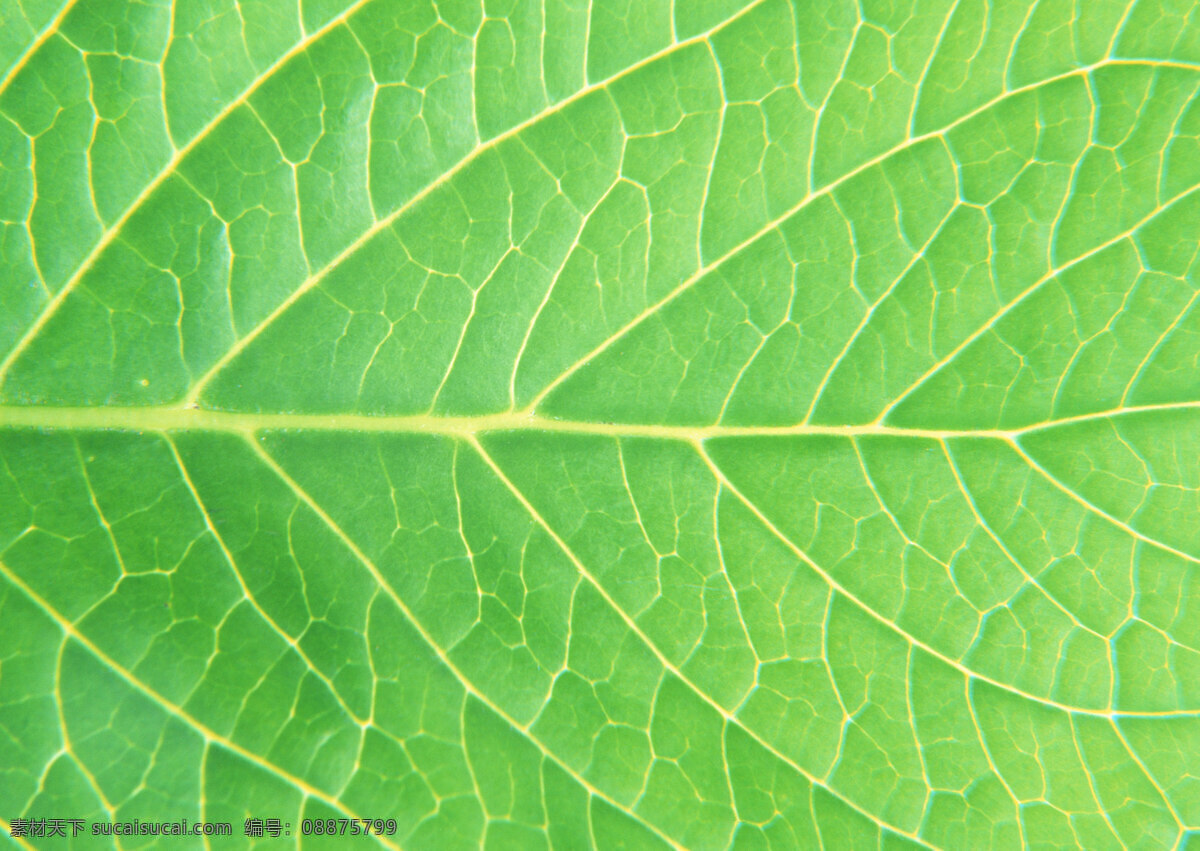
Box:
1 0 1198 848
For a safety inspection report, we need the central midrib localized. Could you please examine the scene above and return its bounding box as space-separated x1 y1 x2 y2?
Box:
1 400 1194 438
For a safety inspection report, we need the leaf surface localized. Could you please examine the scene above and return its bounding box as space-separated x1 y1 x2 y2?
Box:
1 0 1199 847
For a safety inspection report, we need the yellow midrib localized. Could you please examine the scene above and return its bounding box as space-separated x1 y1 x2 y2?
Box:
0 400 1195 439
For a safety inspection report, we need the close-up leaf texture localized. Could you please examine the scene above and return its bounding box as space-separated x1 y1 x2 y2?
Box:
1 0 1200 847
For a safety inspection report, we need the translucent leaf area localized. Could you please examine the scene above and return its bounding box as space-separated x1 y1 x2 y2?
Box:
1 0 1199 847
